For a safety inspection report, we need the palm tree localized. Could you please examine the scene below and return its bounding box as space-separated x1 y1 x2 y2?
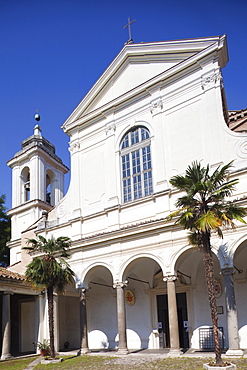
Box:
167 161 246 365
23 235 75 359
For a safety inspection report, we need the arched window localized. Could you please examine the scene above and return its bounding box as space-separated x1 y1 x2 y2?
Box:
46 174 51 204
120 126 153 203
46 169 55 205
21 167 30 202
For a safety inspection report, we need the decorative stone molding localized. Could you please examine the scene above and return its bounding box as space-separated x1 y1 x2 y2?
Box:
150 98 163 116
105 123 116 136
163 275 177 283
236 140 247 159
201 72 222 90
221 267 235 276
78 287 87 299
113 281 128 289
55 203 67 218
69 140 80 152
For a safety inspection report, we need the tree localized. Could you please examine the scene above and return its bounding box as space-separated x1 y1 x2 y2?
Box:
23 235 75 359
167 161 246 365
0 195 10 266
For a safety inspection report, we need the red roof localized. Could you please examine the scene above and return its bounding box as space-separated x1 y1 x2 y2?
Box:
228 108 247 132
0 267 25 281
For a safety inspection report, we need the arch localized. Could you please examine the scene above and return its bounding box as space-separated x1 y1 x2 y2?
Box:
80 262 115 289
174 244 222 287
119 253 165 283
171 243 222 274
46 169 55 205
227 234 247 264
116 120 154 150
169 244 192 275
21 166 30 202
83 263 117 350
232 237 247 279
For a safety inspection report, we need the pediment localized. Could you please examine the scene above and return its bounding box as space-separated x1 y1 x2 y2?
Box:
63 36 228 133
85 58 179 112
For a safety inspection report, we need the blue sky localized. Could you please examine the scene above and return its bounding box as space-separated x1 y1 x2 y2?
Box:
1 0 247 210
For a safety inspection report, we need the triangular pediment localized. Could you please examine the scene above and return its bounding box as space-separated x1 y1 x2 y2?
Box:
63 36 227 133
85 58 179 112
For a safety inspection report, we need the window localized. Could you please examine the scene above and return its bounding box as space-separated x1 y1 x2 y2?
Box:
46 169 55 205
46 174 51 204
21 167 30 202
121 126 153 203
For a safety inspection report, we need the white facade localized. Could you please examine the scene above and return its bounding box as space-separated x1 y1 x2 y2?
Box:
2 35 247 356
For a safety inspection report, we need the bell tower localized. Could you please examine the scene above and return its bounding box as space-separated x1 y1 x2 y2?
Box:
7 115 69 245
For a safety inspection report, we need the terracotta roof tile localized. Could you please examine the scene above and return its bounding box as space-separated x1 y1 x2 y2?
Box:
0 267 25 281
228 108 247 132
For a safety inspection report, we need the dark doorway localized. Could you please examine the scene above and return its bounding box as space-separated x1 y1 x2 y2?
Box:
157 292 189 349
157 294 169 348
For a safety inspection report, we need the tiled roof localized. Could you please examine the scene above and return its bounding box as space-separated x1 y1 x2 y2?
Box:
0 267 25 281
228 108 247 132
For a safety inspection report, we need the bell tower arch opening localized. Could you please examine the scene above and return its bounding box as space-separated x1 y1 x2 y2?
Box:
46 169 56 205
21 166 30 202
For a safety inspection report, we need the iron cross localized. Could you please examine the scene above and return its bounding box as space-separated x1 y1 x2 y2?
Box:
123 17 136 42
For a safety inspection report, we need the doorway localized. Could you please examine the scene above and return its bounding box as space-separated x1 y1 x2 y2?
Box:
157 292 189 349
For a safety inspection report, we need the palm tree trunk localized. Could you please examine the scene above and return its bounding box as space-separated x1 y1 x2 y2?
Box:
202 233 222 365
47 286 55 359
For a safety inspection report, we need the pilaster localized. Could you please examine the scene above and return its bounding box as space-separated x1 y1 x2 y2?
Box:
221 268 243 356
78 288 89 354
1 292 12 360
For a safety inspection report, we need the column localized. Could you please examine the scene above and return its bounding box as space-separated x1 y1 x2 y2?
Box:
113 282 128 355
34 296 40 354
222 268 243 356
54 294 59 353
36 293 45 354
163 276 181 356
1 292 12 360
79 288 89 354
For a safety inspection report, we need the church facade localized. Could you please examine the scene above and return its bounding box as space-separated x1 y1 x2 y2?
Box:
1 35 247 358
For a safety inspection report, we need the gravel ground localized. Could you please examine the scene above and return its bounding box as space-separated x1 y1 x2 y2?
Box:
19 351 247 370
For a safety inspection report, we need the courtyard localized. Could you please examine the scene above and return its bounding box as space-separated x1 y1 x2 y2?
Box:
1 352 247 370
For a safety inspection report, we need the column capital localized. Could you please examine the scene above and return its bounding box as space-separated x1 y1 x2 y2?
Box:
78 288 88 301
113 281 128 289
221 267 235 276
77 287 87 293
163 275 177 283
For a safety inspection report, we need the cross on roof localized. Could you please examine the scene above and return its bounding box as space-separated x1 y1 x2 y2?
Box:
123 17 136 44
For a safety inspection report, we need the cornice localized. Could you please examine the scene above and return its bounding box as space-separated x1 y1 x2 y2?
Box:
7 199 53 216
0 281 40 295
7 145 69 173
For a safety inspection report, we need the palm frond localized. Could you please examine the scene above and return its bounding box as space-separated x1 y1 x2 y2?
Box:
195 211 222 232
169 160 246 240
210 161 233 186
165 208 187 221
170 174 189 191
23 235 74 292
187 231 203 247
